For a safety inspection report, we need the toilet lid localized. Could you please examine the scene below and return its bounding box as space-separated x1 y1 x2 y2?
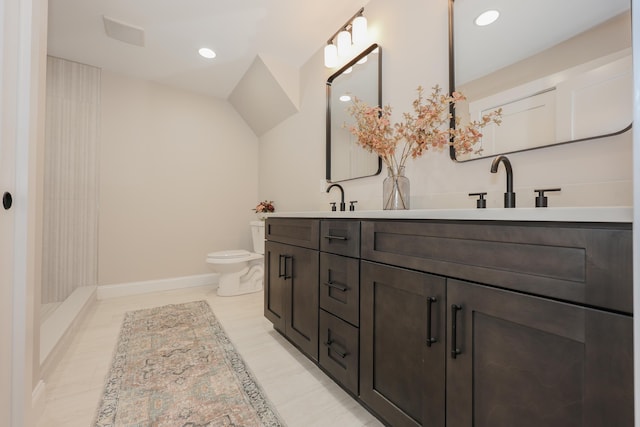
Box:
207 249 251 260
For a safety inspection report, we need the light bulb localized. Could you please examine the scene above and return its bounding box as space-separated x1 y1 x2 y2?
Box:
352 16 368 45
337 30 351 57
324 44 338 68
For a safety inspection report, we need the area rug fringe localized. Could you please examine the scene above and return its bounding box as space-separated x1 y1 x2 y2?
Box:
93 300 285 426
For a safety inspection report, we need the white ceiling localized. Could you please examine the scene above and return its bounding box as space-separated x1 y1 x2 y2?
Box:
454 0 630 84
47 0 368 99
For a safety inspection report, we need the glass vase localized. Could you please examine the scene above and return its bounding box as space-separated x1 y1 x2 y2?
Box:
383 166 410 210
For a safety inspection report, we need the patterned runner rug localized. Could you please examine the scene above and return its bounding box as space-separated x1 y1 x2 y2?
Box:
94 300 284 426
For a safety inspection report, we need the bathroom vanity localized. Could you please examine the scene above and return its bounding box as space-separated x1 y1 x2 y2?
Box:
263 209 633 427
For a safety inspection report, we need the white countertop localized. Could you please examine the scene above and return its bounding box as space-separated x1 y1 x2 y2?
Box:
267 207 633 223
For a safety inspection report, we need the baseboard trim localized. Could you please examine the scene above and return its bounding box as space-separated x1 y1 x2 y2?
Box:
40 286 97 375
97 273 219 300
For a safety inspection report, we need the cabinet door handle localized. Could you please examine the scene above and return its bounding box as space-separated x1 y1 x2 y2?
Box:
426 296 438 347
283 256 292 279
323 280 348 292
324 234 348 241
278 254 285 278
451 304 462 359
278 255 292 279
324 339 348 358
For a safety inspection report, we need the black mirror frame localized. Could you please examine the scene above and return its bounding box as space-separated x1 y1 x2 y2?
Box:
326 43 383 182
447 0 632 162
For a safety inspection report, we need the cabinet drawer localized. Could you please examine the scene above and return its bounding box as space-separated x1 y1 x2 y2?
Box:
266 218 319 250
319 309 359 396
320 253 359 326
361 220 633 313
320 220 360 257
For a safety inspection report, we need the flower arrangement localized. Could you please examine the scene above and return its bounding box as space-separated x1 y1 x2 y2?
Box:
253 200 275 214
347 85 502 172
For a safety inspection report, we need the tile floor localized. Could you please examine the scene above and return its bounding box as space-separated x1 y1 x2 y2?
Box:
37 286 383 426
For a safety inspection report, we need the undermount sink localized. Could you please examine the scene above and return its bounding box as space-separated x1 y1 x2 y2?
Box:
267 207 633 223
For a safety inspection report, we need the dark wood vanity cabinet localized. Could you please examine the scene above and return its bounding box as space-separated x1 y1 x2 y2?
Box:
360 219 633 427
360 261 446 427
265 217 633 426
264 219 319 361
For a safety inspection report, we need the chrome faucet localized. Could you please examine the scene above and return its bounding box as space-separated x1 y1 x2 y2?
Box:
326 184 346 211
490 155 516 208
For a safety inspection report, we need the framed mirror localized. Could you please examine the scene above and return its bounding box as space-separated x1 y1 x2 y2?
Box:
326 43 382 182
449 0 632 161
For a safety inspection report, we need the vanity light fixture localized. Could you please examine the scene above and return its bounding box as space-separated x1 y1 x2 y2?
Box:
198 47 216 59
324 8 368 68
475 9 500 26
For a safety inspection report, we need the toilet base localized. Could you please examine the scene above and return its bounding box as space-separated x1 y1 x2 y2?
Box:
216 261 263 297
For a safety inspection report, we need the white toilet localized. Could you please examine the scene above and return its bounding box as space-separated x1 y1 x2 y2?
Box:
206 221 265 296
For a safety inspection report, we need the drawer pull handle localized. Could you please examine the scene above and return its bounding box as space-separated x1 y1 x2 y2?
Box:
451 304 462 359
324 340 348 358
426 296 438 347
323 280 348 292
324 234 348 241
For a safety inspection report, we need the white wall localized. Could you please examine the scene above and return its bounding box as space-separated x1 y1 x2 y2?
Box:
99 71 259 285
259 0 632 211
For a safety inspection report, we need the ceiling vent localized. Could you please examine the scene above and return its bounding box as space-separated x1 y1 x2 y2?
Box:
102 16 145 47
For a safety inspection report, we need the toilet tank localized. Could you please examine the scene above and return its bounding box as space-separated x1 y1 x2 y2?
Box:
250 221 265 254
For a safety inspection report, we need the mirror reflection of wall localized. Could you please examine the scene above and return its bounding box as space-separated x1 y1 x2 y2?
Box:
327 44 382 182
451 0 632 161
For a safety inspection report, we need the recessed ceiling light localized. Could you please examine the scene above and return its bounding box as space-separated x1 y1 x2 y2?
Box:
475 10 500 26
339 95 351 102
198 48 216 59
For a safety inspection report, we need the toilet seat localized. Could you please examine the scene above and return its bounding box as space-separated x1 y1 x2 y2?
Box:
206 249 262 264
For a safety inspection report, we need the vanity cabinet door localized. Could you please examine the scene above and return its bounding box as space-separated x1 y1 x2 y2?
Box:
360 261 446 427
264 241 320 361
285 243 319 361
446 279 633 427
264 241 286 332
